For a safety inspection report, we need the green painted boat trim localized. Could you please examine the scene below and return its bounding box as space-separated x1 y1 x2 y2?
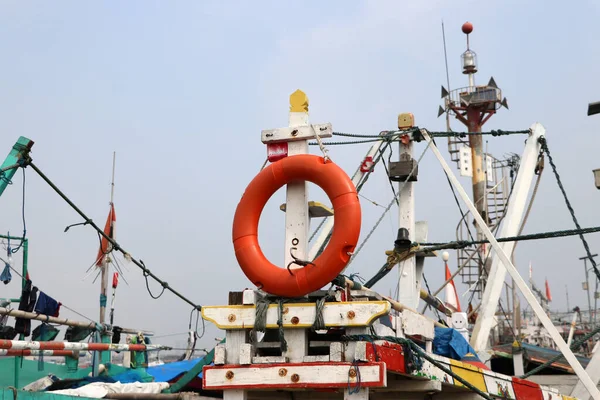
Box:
0 136 33 197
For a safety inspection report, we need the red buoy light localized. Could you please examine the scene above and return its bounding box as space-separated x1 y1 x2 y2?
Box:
462 22 473 34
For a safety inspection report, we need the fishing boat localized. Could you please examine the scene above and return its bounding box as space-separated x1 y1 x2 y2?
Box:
1 19 600 400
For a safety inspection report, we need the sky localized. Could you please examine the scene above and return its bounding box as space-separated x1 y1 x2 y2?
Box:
0 0 599 353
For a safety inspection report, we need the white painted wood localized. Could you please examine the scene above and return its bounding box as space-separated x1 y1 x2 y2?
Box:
261 123 332 144
302 355 329 362
567 311 578 346
223 390 247 400
422 127 600 400
330 342 344 362
344 327 368 363
572 348 600 399
354 341 367 362
513 350 525 377
282 329 307 362
252 356 288 364
425 340 432 353
401 310 434 340
242 290 257 305
471 123 545 352
239 343 254 365
483 372 517 400
278 104 314 365
309 138 386 261
344 388 368 399
225 330 246 364
398 140 418 309
202 301 390 329
214 344 226 365
204 363 386 390
459 145 473 177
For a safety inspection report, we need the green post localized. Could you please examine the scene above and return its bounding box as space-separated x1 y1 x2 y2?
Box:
100 333 111 364
13 238 28 389
0 136 34 197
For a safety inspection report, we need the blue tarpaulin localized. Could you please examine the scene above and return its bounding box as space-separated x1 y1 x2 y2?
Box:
146 358 205 382
433 327 481 361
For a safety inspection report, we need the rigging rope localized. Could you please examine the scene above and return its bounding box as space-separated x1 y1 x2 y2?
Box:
24 162 202 311
308 129 531 146
539 137 600 282
416 226 600 253
310 135 394 254
348 141 431 265
342 334 493 400
520 323 600 378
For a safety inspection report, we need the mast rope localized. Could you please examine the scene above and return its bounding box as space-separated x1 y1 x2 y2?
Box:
309 135 394 251
17 160 202 312
347 141 430 266
415 226 600 253
539 137 600 282
520 323 600 378
308 128 531 146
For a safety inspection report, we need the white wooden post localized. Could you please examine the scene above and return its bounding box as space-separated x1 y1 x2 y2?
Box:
512 341 525 377
398 129 417 309
470 123 544 351
421 127 600 400
283 90 310 362
224 330 248 400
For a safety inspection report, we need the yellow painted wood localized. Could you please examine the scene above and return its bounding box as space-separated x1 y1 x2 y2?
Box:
202 301 390 329
290 90 309 112
449 359 487 392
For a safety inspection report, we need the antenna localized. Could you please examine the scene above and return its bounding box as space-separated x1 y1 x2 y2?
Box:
110 152 116 205
441 20 451 131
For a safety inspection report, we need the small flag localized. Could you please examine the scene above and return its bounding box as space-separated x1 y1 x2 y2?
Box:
96 203 116 266
112 272 119 289
444 263 461 312
545 278 552 302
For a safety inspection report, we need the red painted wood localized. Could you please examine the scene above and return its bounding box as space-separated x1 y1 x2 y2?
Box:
203 362 385 390
512 377 543 400
364 341 406 373
2 350 75 357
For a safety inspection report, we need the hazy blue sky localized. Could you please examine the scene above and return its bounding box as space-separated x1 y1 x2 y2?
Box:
0 1 599 352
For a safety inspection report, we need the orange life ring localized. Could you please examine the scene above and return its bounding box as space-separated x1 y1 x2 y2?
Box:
232 154 361 298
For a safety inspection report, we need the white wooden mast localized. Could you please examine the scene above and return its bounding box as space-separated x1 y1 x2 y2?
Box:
397 115 418 309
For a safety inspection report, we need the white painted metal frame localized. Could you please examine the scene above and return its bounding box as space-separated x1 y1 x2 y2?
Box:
421 127 600 400
471 123 545 351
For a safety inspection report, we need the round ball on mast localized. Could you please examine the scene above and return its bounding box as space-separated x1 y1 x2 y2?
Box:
461 21 477 75
462 21 473 35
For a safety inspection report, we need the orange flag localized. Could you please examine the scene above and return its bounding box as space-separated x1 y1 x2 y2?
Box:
96 204 116 266
445 263 461 312
545 278 552 302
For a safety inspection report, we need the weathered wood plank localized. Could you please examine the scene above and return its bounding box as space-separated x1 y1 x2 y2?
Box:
202 301 390 329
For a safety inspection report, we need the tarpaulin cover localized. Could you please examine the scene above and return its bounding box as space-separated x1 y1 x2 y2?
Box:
146 357 205 382
433 327 481 361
